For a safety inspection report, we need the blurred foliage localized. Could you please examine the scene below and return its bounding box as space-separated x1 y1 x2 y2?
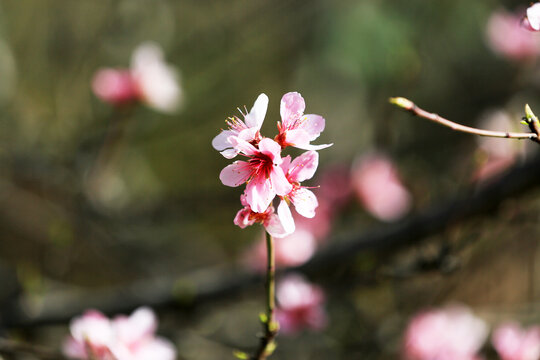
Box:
0 0 539 359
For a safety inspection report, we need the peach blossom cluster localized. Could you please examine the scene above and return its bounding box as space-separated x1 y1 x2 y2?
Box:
213 92 331 238
63 307 176 360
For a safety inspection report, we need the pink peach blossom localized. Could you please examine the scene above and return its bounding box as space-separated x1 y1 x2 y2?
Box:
212 93 268 159
352 153 411 222
234 194 293 238
63 307 176 360
275 274 327 334
403 306 488 360
275 92 332 150
486 10 540 60
492 323 540 360
220 137 292 213
275 151 320 230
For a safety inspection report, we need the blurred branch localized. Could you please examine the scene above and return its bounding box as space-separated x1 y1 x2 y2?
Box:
390 97 540 142
3 153 540 328
0 338 67 360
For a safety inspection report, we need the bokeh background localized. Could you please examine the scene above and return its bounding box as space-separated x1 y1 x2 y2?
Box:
0 0 539 359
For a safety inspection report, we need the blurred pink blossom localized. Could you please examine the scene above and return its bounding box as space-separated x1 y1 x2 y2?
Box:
63 310 115 360
92 69 138 106
63 307 176 360
352 153 411 222
492 323 540 360
316 164 352 213
275 274 327 334
92 42 182 113
403 306 488 360
473 110 524 181
294 199 333 242
275 92 332 150
130 43 182 113
244 226 317 271
486 10 540 60
212 93 268 159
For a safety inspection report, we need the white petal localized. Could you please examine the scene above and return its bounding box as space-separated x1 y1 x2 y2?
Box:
212 130 236 151
291 188 318 218
264 213 289 238
278 200 296 234
245 93 268 129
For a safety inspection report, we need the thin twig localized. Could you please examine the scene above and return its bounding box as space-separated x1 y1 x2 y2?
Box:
389 97 539 141
251 233 278 360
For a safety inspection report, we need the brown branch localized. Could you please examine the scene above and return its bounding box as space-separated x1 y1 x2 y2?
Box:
389 97 540 142
3 154 540 329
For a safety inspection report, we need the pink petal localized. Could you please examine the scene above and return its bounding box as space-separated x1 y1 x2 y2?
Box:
280 92 305 127
219 161 251 187
245 176 275 213
270 166 293 196
244 93 268 129
288 151 319 182
212 130 237 151
238 127 259 142
114 307 157 345
299 114 325 141
280 155 292 174
258 138 283 164
284 129 311 148
277 200 296 235
234 206 254 228
291 188 318 218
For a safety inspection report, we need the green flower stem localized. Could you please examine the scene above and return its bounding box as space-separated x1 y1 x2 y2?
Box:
251 232 278 360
